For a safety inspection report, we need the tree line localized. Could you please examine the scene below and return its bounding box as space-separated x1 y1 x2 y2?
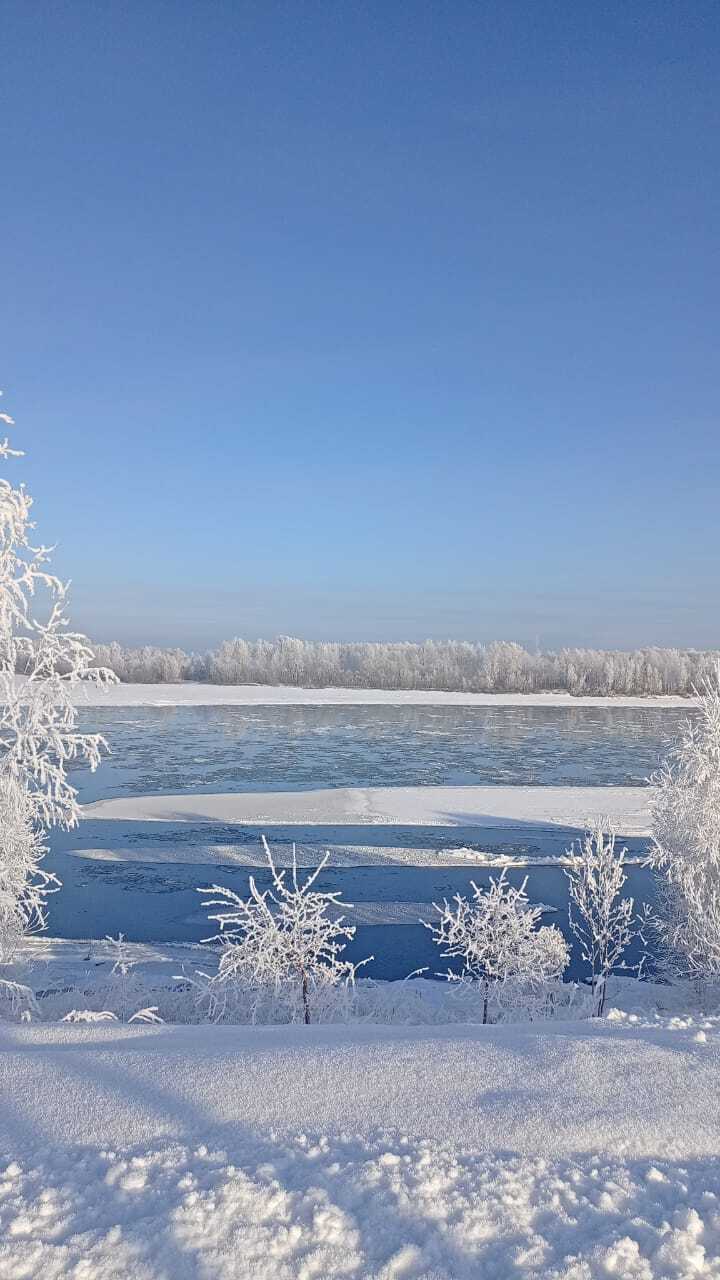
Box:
89 636 719 695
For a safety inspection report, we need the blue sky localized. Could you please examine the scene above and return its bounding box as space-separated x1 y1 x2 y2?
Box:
1 1 718 650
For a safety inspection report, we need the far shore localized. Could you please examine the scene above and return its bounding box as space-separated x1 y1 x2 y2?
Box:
59 681 700 710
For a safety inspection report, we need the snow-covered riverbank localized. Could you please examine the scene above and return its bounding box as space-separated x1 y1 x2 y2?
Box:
62 680 699 709
1 1016 719 1278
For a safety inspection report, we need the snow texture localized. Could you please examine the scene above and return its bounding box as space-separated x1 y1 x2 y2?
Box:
2 1018 720 1278
83 784 652 836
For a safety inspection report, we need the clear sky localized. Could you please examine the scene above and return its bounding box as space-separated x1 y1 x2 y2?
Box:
1 1 718 651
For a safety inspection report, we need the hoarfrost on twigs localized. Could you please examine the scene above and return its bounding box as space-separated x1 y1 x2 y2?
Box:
199 836 370 1024
425 870 569 1023
0 392 116 976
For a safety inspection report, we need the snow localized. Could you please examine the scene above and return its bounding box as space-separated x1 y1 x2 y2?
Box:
60 679 700 708
83 783 652 836
15 935 213 986
2 1017 720 1277
68 837 637 869
187 897 471 927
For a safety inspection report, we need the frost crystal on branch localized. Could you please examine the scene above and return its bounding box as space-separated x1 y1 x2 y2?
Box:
199 836 369 1024
426 872 569 1023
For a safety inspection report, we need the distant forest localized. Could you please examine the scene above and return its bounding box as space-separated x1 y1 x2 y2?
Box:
88 638 718 696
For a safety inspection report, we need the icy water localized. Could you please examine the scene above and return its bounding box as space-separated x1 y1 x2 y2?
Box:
72 703 688 801
46 844 655 982
48 703 689 979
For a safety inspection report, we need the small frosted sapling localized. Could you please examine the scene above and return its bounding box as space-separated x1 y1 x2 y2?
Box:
199 837 370 1024
565 822 650 1016
425 871 569 1024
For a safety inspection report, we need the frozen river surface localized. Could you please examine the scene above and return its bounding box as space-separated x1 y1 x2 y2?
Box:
47 704 686 978
72 702 688 800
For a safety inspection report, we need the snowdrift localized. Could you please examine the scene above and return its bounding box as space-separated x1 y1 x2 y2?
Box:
2 1018 719 1277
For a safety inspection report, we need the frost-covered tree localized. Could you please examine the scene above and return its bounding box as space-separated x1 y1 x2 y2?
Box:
426 872 569 1023
648 672 720 989
565 823 647 1016
0 396 116 975
90 635 717 696
199 837 368 1024
0 776 56 965
0 424 117 828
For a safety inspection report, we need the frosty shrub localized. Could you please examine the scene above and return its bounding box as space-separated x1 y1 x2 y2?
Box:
648 671 720 993
0 415 117 831
565 823 648 1017
0 395 116 1001
96 934 165 1023
426 872 569 1023
198 837 370 1024
27 935 184 1024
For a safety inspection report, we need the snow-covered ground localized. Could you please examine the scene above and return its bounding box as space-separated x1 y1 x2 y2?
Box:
83 784 652 836
2 1015 720 1278
62 680 699 709
10 936 562 1019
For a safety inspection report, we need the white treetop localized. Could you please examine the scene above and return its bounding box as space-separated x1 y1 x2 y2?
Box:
648 671 720 984
426 872 569 1023
565 823 644 1016
200 836 367 1024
